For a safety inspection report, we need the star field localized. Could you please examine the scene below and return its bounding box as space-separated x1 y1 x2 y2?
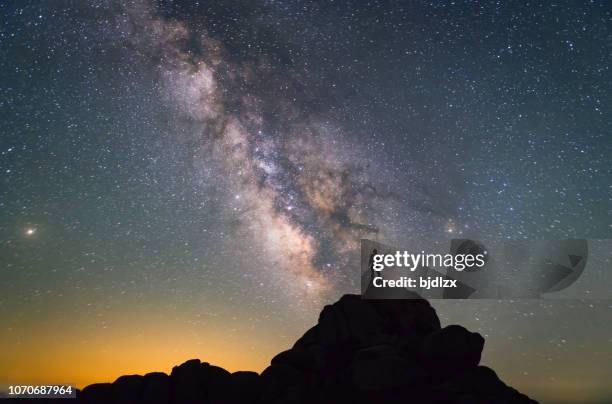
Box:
1 1 611 402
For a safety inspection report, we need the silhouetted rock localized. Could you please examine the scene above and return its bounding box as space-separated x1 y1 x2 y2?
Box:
228 371 262 404
312 293 441 350
141 372 171 404
438 366 537 403
80 383 111 403
170 359 231 403
15 293 537 403
261 363 309 403
350 344 427 391
111 375 144 404
420 324 485 380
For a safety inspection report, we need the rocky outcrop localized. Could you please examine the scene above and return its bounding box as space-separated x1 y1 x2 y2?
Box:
258 294 535 404
8 293 538 403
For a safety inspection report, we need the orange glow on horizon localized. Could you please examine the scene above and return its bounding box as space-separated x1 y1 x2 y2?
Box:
0 312 290 389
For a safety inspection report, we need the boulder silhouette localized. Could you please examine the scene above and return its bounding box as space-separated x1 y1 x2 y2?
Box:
228 371 262 404
111 375 144 403
141 372 171 404
420 324 485 380
6 293 538 403
80 382 111 403
170 359 231 403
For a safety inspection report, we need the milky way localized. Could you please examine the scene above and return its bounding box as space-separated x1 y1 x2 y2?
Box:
117 0 397 301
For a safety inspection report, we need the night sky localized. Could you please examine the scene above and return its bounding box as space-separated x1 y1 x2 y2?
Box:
1 1 611 402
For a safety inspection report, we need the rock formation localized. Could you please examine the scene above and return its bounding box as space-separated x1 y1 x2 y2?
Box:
9 293 538 403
